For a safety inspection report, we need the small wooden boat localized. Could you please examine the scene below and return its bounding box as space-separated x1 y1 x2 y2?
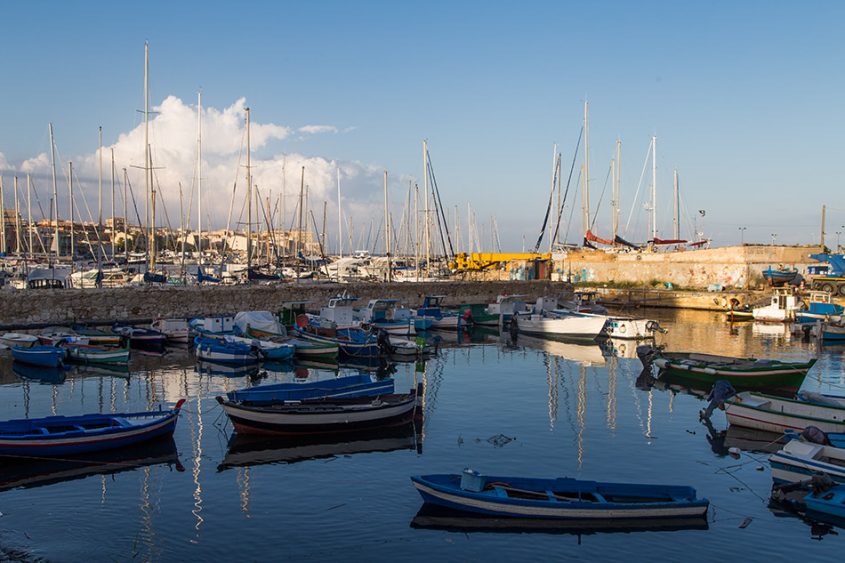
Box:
194 336 259 365
150 318 190 343
411 472 709 519
70 324 124 346
0 333 39 349
726 392 845 434
12 345 66 368
646 349 814 390
415 295 466 330
770 438 845 484
226 374 394 404
64 344 131 365
216 383 420 435
0 400 185 457
726 308 754 322
223 335 295 361
112 325 167 350
294 325 382 358
762 266 801 286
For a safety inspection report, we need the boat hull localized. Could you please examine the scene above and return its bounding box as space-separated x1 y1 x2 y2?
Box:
411 475 709 520
514 314 607 340
0 403 184 457
11 346 66 368
218 389 419 436
726 392 845 434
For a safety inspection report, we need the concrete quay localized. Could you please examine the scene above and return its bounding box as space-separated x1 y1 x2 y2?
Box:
0 279 570 329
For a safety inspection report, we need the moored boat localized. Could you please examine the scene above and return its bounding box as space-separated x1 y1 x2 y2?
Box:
150 318 190 343
194 336 259 365
411 472 709 519
644 349 814 390
112 325 168 350
12 345 66 368
770 438 845 484
513 310 607 340
0 400 186 457
216 383 421 435
726 392 845 434
64 344 131 366
804 486 845 521
0 333 39 349
226 374 394 404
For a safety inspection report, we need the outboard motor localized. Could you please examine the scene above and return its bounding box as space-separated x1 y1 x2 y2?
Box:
377 329 392 355
636 345 658 369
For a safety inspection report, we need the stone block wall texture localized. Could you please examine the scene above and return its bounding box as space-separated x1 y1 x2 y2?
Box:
553 245 822 289
0 280 570 328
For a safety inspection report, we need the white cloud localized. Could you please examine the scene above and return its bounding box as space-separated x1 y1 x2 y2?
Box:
0 96 406 253
298 125 338 135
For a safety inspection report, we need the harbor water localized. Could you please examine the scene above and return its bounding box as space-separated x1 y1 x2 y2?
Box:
0 309 843 561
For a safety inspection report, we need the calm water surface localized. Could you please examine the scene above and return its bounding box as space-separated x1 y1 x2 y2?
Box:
1 309 844 561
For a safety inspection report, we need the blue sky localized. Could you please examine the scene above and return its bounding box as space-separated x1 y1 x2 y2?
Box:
0 0 843 251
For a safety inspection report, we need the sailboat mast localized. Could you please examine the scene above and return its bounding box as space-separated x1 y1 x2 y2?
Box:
0 177 5 255
68 162 74 263
110 149 115 258
197 91 203 267
144 41 155 271
673 169 679 240
123 168 129 263
245 107 252 272
613 138 620 241
414 183 419 281
26 174 33 258
13 176 20 255
651 135 657 242
336 167 342 259
549 143 557 252
583 100 590 239
423 140 430 277
98 126 103 229
49 123 59 258
384 170 391 282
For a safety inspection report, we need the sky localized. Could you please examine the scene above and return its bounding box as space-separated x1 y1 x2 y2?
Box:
0 0 843 252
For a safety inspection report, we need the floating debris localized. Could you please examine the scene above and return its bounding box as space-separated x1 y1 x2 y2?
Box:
739 517 753 529
486 434 515 447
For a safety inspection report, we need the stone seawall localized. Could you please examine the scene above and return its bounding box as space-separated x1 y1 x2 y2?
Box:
0 280 569 328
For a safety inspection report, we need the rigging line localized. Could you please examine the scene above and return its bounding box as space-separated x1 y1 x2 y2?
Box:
70 166 107 260
151 164 176 252
623 140 652 236
255 185 281 264
125 174 145 252
563 168 582 245
29 177 49 221
552 126 584 244
589 161 613 232
426 150 454 258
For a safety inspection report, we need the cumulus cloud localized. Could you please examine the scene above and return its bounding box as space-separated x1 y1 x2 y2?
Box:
0 96 408 253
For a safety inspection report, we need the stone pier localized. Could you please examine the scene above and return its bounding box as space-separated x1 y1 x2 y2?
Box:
0 280 570 329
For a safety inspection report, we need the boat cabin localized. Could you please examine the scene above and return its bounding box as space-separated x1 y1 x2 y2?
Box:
26 267 72 289
418 295 449 317
361 299 409 323
319 295 358 328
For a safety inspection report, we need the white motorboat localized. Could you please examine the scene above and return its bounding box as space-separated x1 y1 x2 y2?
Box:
513 310 607 340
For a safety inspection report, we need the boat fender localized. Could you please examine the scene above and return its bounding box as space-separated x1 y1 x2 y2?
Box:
618 324 627 334
703 367 717 375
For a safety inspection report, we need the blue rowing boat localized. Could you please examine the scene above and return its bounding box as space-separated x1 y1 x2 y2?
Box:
411 472 709 519
12 345 66 368
194 336 260 365
0 400 186 457
226 374 394 404
294 326 382 358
